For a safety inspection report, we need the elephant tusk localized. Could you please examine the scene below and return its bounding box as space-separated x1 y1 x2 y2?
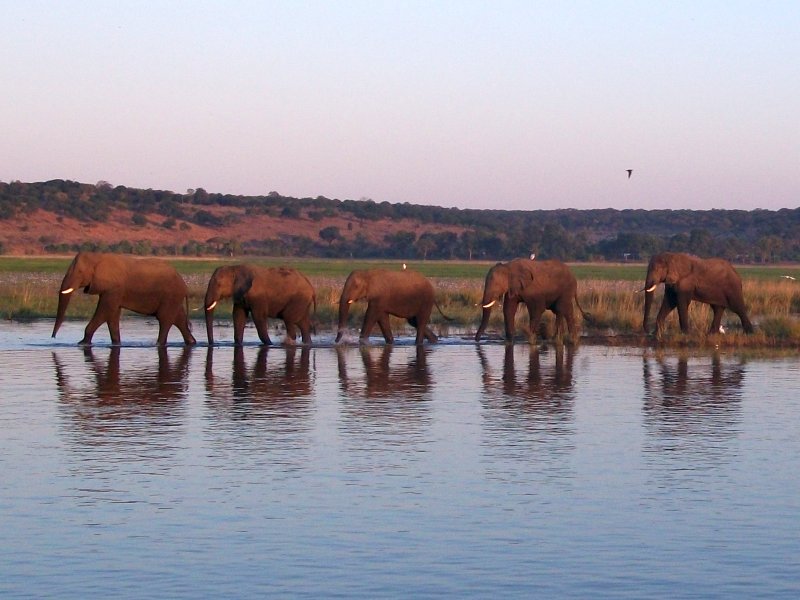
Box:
206 301 217 311
61 288 74 294
645 284 657 293
482 300 496 309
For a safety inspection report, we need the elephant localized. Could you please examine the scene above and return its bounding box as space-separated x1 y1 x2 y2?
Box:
52 252 196 346
204 264 316 345
475 258 588 343
642 252 754 335
335 268 447 345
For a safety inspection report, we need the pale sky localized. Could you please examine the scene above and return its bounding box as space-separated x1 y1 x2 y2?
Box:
1 1 798 210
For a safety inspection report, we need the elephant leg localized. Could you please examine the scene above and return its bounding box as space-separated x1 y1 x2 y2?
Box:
284 321 298 345
424 326 438 343
254 316 273 345
676 295 692 333
156 318 172 346
173 303 196 345
232 304 249 345
562 305 577 344
298 316 312 345
412 309 436 345
503 297 521 341
359 303 380 343
81 295 118 345
377 314 394 344
526 303 545 344
709 305 725 334
729 297 754 333
654 289 677 334
552 311 566 344
105 304 123 346
413 316 429 345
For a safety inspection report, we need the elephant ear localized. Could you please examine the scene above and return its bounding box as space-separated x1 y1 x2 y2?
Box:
232 268 254 302
88 256 122 293
665 256 689 285
509 266 534 297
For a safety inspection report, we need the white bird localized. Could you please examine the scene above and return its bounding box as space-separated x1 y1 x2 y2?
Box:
781 275 796 280
530 253 536 260
718 325 726 334
402 263 407 270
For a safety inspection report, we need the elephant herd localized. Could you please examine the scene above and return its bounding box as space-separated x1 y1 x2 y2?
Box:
51 251 755 347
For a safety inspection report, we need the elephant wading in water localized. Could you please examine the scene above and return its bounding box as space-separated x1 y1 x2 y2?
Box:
336 268 448 345
642 252 754 335
204 264 316 345
475 258 588 344
52 252 196 346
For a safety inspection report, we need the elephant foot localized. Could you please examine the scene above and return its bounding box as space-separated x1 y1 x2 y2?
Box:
77 339 93 346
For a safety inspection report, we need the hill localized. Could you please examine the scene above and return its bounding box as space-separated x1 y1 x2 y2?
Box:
1 179 799 262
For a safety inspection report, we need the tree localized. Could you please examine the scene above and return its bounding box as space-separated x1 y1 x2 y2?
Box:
415 234 436 260
319 226 341 245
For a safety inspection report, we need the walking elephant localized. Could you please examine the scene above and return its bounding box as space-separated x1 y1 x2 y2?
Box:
475 258 587 343
204 264 316 345
52 252 196 346
335 268 446 345
642 252 753 335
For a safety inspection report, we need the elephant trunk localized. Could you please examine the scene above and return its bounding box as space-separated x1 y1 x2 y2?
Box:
335 293 352 343
474 305 493 341
204 289 220 345
643 287 655 333
52 287 74 338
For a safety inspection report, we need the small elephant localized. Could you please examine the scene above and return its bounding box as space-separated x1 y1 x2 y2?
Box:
642 252 753 335
475 258 587 343
52 252 196 346
335 268 446 345
204 264 316 345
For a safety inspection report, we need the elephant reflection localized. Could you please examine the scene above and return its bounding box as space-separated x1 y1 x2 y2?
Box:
642 352 745 450
52 346 191 442
336 344 432 400
335 345 433 443
477 344 576 476
477 344 575 411
204 345 313 421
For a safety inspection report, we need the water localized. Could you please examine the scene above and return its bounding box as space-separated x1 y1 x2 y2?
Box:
2 320 799 598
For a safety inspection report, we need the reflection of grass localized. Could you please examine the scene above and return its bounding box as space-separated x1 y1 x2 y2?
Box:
3 257 800 346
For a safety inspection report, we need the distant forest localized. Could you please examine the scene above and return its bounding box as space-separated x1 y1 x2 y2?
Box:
1 179 799 262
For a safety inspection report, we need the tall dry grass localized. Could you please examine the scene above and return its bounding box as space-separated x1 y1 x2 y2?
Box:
3 271 800 346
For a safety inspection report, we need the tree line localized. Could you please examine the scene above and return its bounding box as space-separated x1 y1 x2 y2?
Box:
1 179 799 262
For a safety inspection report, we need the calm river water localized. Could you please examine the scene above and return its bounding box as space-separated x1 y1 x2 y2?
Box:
1 320 799 598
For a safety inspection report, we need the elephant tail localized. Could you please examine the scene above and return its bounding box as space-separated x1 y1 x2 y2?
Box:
311 292 318 335
574 292 594 325
434 300 455 322
185 295 193 332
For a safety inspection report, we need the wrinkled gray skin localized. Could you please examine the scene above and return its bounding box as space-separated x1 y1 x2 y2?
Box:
204 264 315 345
475 258 586 343
336 269 440 345
52 252 196 346
642 252 753 335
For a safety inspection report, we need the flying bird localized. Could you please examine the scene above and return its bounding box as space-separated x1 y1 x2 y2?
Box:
781 275 796 280
626 169 633 179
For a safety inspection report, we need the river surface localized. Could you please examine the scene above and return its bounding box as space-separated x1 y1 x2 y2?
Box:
1 320 799 598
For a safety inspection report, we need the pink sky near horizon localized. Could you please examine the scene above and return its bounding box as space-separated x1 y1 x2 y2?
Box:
1 1 797 211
